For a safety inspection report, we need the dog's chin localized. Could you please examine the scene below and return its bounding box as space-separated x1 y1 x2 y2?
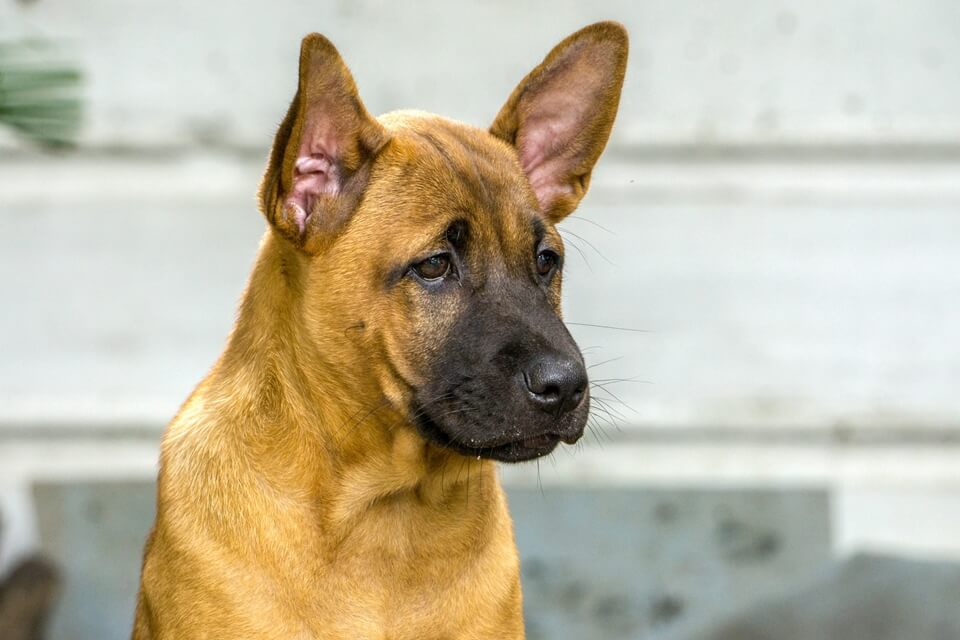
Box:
412 407 583 463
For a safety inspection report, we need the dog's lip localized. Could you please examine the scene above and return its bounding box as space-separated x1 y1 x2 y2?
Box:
481 435 561 462
489 426 586 456
411 404 572 462
519 433 558 449
516 428 587 448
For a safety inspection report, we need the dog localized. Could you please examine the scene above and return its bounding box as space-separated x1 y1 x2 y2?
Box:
133 21 627 639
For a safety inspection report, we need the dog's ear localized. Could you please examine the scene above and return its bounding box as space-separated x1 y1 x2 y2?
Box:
490 22 628 223
259 34 388 254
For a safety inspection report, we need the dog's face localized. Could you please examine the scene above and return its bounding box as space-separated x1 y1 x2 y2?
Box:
259 24 628 462
335 116 589 462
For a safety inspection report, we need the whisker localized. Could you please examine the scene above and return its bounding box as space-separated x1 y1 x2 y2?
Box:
563 216 615 235
588 405 622 431
590 394 631 423
586 422 608 447
590 377 651 388
589 396 629 426
558 228 616 266
587 356 624 370
591 384 639 417
566 321 651 333
536 459 543 498
333 396 392 444
558 232 593 272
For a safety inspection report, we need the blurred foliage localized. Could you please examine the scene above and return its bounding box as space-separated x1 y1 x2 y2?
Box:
0 38 83 148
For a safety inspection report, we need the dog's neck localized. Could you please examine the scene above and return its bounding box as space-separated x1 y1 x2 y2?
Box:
207 231 494 537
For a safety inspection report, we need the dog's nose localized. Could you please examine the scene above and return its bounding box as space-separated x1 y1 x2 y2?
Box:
523 353 587 415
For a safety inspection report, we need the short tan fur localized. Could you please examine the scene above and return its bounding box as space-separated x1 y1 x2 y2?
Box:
134 21 627 640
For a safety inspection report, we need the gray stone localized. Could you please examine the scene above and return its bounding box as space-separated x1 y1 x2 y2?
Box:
31 482 830 640
33 483 155 640
511 488 830 640
676 554 960 640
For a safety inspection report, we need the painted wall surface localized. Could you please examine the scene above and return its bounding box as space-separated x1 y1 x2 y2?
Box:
2 160 958 430
1 0 959 148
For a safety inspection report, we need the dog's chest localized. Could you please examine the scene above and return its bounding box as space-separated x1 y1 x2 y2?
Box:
298 496 522 638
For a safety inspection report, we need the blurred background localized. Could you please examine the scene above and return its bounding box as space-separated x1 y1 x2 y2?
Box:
1 1 959 639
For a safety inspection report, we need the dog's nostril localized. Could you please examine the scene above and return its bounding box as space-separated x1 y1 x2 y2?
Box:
538 384 560 398
523 353 588 416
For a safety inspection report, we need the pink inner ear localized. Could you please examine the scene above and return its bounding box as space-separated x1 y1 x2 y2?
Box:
519 110 582 209
284 119 342 233
516 84 595 211
286 154 338 232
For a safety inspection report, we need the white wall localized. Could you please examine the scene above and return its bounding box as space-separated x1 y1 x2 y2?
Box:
2 0 960 148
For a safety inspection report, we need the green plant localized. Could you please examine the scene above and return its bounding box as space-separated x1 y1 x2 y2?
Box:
0 39 82 148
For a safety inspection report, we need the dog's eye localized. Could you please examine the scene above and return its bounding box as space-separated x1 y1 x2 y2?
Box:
412 253 451 281
536 249 560 277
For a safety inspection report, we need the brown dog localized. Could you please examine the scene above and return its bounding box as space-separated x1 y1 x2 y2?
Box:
133 22 627 640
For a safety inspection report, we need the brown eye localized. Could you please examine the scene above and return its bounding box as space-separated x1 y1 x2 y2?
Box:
536 249 559 277
412 253 451 281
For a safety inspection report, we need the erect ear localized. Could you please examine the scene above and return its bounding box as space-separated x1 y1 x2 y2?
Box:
258 34 389 254
490 22 628 223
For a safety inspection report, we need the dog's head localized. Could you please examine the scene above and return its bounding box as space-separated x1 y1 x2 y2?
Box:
258 23 627 462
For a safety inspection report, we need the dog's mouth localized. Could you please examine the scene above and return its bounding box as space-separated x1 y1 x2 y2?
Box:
412 404 581 463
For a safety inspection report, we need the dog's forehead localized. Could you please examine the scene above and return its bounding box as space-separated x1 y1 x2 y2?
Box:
339 111 554 274
373 111 539 226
